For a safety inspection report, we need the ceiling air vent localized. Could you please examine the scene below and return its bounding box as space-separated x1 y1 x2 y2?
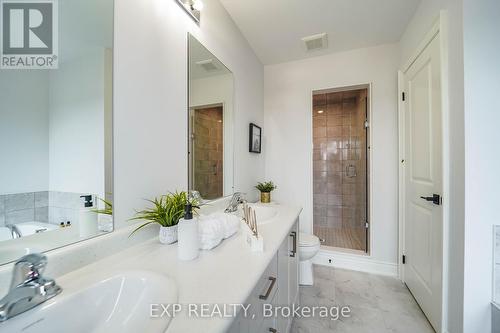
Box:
302 33 328 51
196 59 218 72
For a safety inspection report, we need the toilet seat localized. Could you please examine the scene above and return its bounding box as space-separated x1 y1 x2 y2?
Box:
299 233 320 247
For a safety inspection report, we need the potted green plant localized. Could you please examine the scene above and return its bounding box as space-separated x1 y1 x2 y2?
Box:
255 181 277 203
130 191 189 244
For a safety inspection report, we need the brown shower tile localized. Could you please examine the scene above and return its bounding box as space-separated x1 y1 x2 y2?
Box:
327 126 342 137
313 149 328 161
327 113 342 125
313 94 327 107
342 116 352 126
327 138 342 150
327 194 342 205
313 182 327 194
327 93 342 104
327 216 342 228
343 194 358 206
314 127 327 138
327 173 342 185
327 182 342 194
342 125 351 136
327 148 341 161
313 161 327 172
313 137 327 149
313 171 327 182
327 161 342 173
314 215 327 226
314 205 327 216
342 183 356 195
327 206 342 218
342 217 355 228
313 117 327 127
313 194 327 205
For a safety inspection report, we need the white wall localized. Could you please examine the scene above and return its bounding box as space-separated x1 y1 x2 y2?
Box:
113 0 264 227
462 0 500 332
0 72 49 195
264 44 400 265
190 73 234 196
399 2 465 332
48 50 106 197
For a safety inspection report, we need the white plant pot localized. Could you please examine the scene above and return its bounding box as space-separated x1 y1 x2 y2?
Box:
159 225 178 244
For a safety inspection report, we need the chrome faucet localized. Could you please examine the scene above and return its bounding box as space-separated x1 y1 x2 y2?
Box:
0 253 62 322
6 224 21 239
225 192 246 213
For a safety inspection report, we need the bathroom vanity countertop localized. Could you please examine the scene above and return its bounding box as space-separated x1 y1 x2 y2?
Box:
53 203 302 333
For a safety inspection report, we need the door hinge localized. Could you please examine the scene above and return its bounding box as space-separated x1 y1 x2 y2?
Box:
364 120 369 128
402 92 406 101
365 222 369 229
402 255 406 264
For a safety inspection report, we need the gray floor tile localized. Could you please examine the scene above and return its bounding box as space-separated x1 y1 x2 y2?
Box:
291 265 435 333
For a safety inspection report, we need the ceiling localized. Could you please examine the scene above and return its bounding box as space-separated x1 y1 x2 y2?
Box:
189 35 231 80
219 0 421 65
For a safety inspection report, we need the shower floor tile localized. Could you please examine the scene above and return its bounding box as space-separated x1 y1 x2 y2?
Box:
314 226 365 251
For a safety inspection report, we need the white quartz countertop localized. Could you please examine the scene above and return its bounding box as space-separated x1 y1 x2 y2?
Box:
54 203 302 333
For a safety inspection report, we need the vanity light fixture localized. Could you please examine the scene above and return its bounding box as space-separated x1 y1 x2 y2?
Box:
192 0 204 11
175 0 203 23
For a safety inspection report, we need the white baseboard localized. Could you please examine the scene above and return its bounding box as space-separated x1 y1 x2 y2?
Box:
312 249 398 277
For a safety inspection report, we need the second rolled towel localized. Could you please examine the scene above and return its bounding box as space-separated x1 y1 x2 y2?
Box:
198 213 241 250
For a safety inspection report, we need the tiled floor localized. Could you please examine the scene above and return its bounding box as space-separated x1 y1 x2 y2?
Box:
291 266 435 333
314 226 365 251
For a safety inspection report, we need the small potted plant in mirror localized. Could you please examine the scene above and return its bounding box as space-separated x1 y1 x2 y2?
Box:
130 191 194 244
255 181 277 204
92 198 113 232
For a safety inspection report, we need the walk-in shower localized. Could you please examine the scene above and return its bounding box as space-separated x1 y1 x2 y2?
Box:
312 88 369 253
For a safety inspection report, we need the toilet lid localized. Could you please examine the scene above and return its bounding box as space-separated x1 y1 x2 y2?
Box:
299 233 320 247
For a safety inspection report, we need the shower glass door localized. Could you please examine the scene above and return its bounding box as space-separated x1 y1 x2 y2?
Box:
312 88 369 253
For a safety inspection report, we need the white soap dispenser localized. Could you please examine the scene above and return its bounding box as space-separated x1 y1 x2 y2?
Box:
177 203 199 261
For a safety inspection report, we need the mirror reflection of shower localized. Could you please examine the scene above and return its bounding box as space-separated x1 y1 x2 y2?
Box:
312 87 370 253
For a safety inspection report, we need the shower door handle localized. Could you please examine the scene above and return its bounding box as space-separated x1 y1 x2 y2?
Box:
420 194 441 205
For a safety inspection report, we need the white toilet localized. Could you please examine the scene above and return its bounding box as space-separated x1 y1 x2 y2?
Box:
298 232 321 285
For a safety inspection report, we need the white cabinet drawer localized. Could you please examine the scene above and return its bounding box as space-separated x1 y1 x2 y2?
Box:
252 253 278 305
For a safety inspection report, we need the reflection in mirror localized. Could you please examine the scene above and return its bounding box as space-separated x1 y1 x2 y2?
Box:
0 0 114 264
188 34 234 201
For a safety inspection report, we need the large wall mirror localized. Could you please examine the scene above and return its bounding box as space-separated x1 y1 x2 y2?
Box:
188 34 234 201
0 0 114 264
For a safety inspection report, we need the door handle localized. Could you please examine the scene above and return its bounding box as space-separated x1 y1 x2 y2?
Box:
290 231 297 257
420 194 441 205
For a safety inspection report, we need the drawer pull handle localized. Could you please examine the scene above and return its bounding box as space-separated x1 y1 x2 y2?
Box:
259 276 277 300
269 328 277 333
290 231 297 257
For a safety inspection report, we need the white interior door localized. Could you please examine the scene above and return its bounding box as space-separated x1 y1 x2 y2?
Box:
403 33 443 332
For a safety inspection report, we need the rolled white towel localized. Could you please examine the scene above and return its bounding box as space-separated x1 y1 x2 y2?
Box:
197 213 241 250
210 213 240 239
198 215 224 250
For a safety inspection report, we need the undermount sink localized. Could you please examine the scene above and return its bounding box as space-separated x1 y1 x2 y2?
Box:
241 203 278 225
0 270 177 333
